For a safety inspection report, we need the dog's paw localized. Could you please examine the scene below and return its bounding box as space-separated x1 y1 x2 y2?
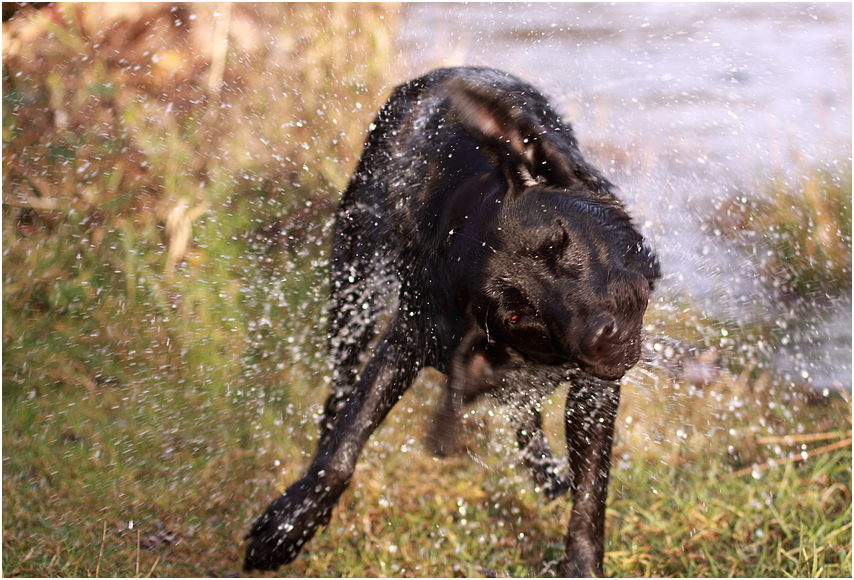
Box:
244 482 334 571
542 471 572 500
561 540 604 578
425 417 462 457
528 457 571 500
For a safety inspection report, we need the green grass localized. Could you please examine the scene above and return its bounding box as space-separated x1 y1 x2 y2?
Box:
606 363 852 578
608 447 852 577
3 3 851 578
3 338 850 577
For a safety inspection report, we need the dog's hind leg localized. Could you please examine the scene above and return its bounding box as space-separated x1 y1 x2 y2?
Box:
514 405 571 500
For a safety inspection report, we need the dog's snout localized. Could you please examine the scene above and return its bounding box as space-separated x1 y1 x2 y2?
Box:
581 314 622 358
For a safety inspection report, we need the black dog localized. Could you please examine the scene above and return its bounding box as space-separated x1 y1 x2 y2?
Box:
245 67 659 577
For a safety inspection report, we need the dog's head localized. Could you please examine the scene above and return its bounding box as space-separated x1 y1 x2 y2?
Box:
475 191 658 380
447 71 660 380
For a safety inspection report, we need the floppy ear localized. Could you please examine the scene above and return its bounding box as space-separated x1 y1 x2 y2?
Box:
445 75 581 193
641 246 661 290
449 327 502 399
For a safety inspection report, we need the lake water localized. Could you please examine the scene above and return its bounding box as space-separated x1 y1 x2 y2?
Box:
396 3 852 389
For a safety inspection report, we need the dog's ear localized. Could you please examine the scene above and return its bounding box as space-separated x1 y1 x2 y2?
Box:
640 246 661 290
445 75 581 194
449 326 516 398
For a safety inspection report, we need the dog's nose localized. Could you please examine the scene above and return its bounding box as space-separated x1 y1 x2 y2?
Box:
581 314 623 359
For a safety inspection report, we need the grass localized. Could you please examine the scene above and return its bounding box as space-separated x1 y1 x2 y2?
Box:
2 2 399 410
606 339 852 578
3 3 852 578
3 332 850 577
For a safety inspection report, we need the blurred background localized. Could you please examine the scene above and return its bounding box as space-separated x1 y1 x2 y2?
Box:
3 3 851 577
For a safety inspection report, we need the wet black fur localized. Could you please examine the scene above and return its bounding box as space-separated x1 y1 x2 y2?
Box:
245 67 659 577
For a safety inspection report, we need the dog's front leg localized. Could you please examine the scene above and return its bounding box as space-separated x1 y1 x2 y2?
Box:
426 374 465 456
561 375 620 578
426 327 489 456
244 322 422 571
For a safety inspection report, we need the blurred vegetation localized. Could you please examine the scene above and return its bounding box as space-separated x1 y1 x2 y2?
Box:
2 3 850 578
710 161 852 298
3 2 402 574
3 2 400 404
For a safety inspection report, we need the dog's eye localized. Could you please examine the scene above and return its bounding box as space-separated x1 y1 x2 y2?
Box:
509 314 520 324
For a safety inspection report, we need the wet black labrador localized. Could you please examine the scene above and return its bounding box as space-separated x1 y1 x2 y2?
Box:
245 67 659 577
